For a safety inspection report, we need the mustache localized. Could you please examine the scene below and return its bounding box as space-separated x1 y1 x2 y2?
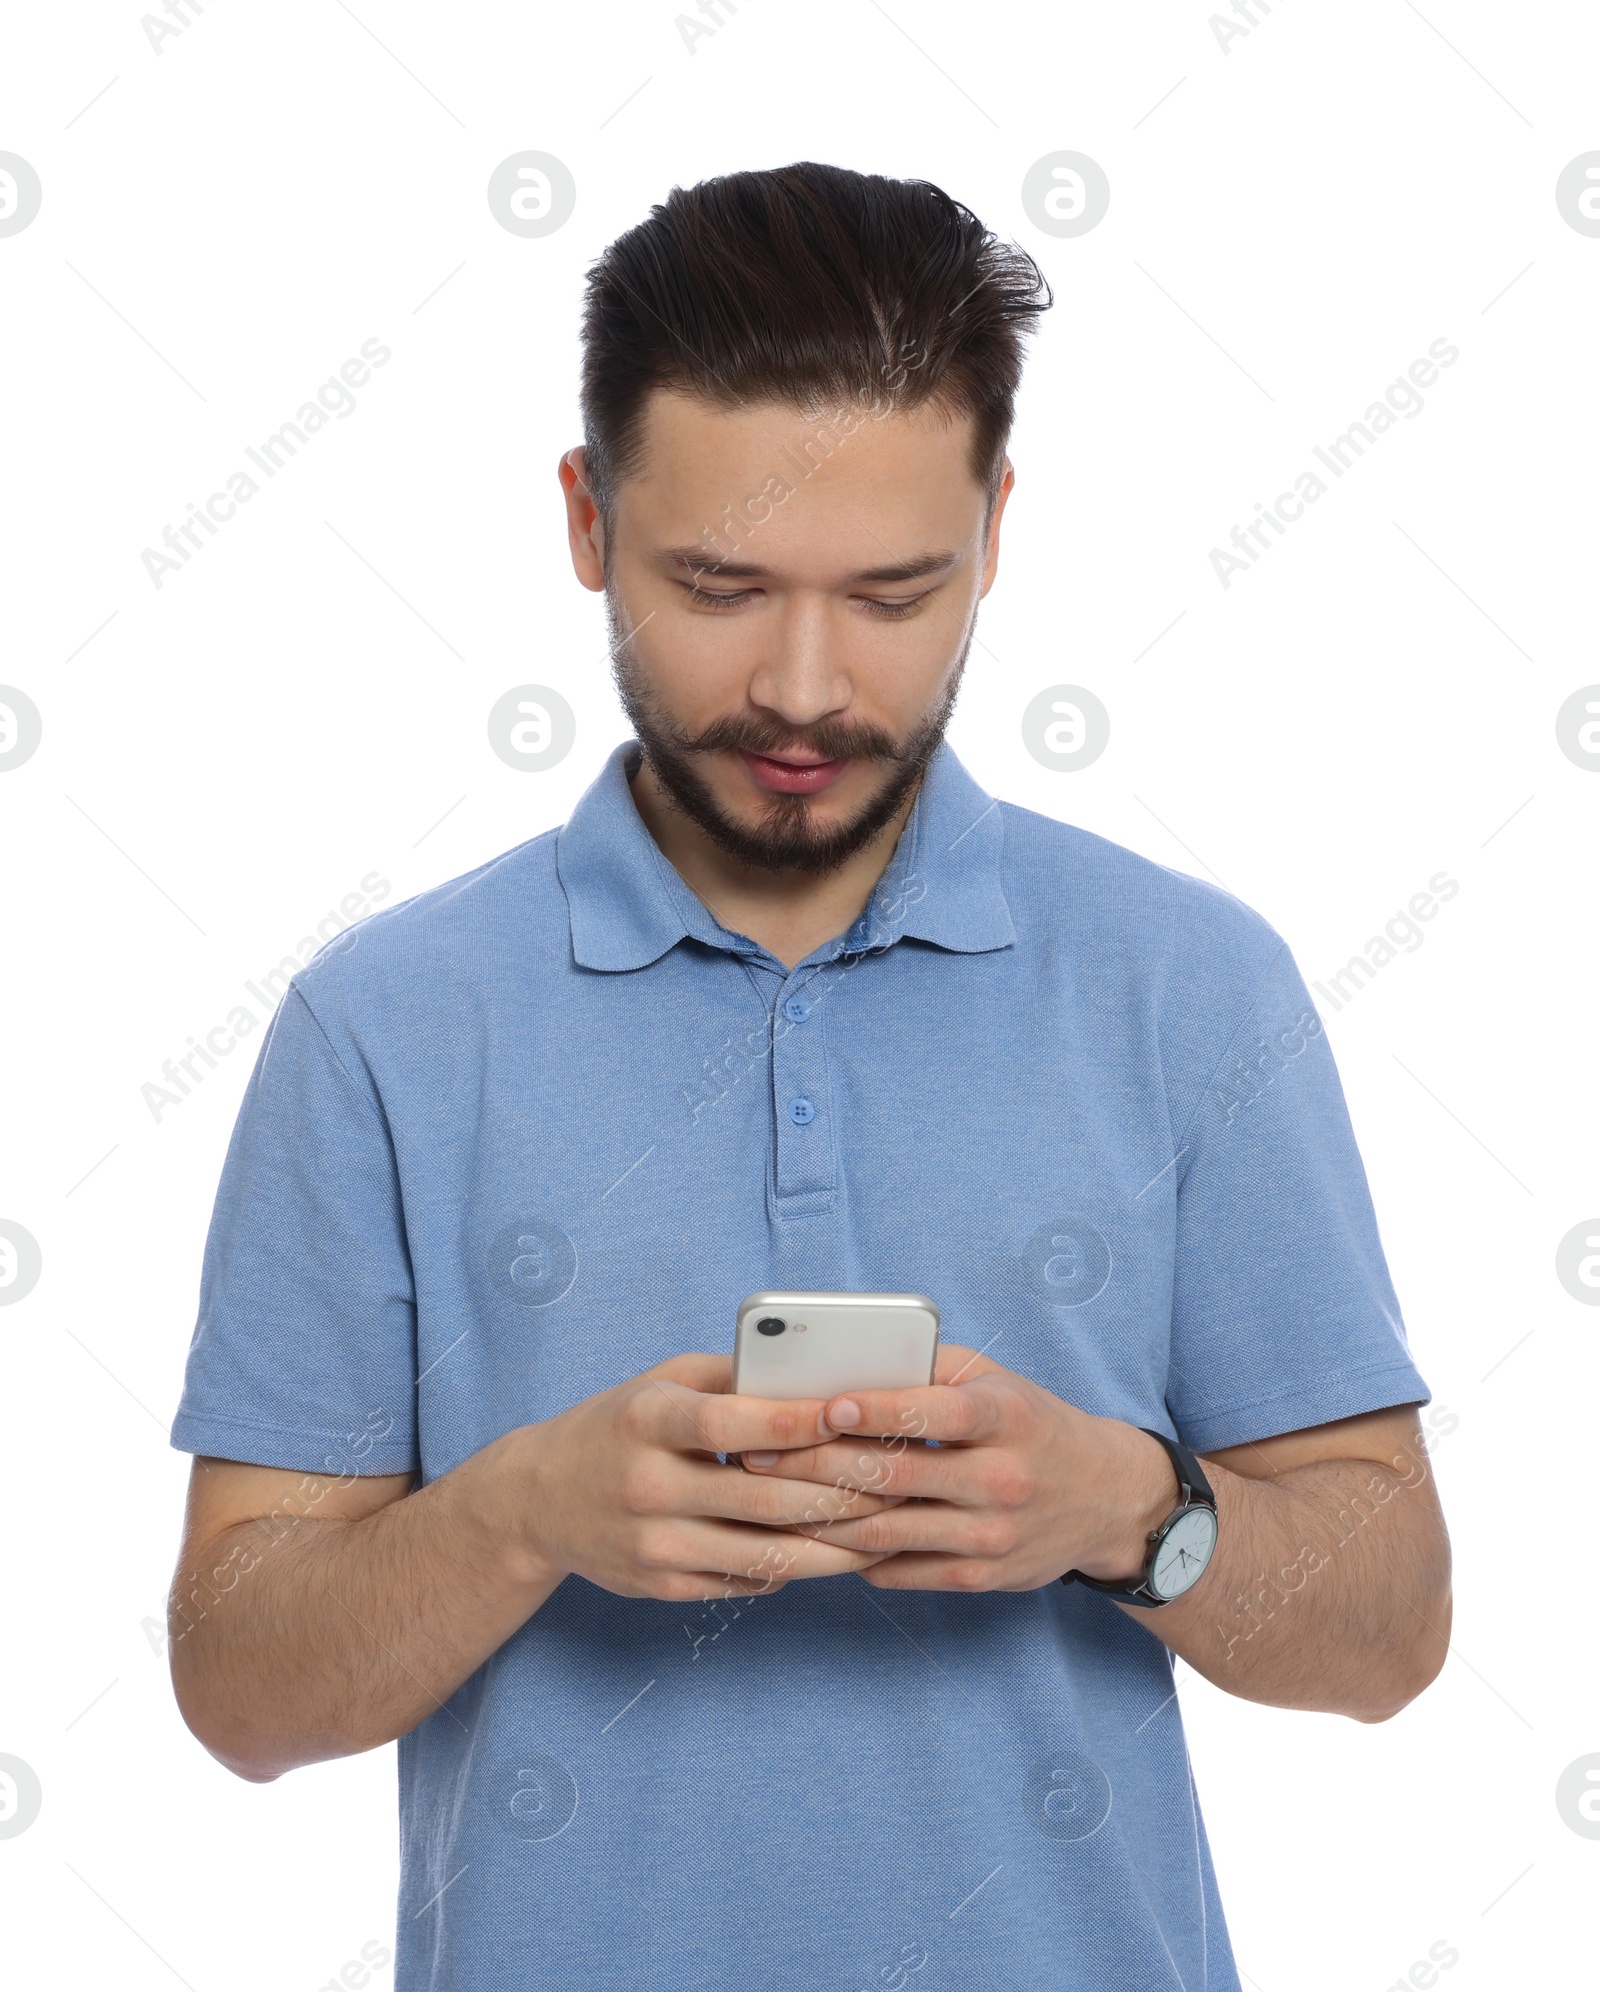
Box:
676 713 907 763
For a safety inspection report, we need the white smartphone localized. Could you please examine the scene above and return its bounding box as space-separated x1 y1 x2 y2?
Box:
731 1290 940 1400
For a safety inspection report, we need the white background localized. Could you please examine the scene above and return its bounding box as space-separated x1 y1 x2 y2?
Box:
2 2 1597 1987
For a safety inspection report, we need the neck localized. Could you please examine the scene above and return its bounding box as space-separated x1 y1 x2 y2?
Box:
627 756 921 972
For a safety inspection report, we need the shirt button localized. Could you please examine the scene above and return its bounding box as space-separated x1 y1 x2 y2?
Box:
784 997 810 1024
787 1096 815 1125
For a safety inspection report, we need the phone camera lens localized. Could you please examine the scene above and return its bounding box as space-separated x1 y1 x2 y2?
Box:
755 1316 786 1336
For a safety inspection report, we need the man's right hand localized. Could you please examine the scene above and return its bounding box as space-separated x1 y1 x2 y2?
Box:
503 1352 906 1602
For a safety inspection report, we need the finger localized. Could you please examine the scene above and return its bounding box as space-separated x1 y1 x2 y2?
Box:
857 1553 987 1591
643 1380 838 1458
677 1519 898 1587
800 1503 967 1556
741 1431 985 1504
676 1550 896 1602
817 1375 1006 1447
721 1354 1008 1466
635 1377 752 1461
777 1494 911 1539
685 1458 906 1530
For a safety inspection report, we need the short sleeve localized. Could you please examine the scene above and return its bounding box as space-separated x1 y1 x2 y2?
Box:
1165 939 1430 1453
169 983 420 1477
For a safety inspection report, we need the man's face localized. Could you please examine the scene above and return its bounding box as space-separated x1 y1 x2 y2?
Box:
560 389 1011 874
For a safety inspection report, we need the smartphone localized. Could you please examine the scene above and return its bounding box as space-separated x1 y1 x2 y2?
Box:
731 1290 940 1400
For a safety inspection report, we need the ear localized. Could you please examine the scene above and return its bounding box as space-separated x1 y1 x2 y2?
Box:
558 446 607 593
979 459 1014 599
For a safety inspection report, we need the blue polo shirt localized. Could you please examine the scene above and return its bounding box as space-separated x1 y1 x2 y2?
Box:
171 737 1430 1991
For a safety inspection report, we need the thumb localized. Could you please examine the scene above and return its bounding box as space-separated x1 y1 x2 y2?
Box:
932 1341 1007 1387
647 1352 733 1394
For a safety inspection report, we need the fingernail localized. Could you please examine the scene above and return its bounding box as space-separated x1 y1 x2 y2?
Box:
746 1450 779 1468
828 1398 861 1428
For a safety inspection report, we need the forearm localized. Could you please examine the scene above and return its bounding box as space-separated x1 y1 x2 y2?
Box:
169 1430 561 1779
1127 1449 1452 1721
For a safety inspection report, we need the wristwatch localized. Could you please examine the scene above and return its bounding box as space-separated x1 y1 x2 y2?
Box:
1060 1428 1219 1609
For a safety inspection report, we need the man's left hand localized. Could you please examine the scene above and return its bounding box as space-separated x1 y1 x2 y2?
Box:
738 1343 1180 1592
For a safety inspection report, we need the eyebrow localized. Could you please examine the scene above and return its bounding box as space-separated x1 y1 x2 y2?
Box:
659 546 962 585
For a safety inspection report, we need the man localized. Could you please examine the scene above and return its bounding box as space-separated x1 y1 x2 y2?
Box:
168 162 1450 1991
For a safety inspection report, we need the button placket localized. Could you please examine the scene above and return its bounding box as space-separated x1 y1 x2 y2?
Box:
770 966 835 1208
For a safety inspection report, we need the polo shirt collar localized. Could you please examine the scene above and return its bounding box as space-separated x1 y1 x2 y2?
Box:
556 737 1015 972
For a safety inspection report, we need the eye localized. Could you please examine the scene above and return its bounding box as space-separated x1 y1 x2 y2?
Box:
678 582 932 617
860 594 928 620
683 583 754 611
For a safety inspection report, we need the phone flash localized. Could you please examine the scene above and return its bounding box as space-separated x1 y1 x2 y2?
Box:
792 1322 808 1333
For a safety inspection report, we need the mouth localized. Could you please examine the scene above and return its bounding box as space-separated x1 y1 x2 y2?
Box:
738 748 850 797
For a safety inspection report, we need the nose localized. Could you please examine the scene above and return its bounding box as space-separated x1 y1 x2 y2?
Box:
745 595 853 730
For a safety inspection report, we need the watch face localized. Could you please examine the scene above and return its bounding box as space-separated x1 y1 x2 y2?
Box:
1150 1506 1218 1600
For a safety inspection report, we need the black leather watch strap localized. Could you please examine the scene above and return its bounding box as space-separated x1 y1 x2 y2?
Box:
1148 1428 1214 1508
1059 1428 1216 1607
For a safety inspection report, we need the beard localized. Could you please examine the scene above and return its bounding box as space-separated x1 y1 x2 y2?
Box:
607 591 971 877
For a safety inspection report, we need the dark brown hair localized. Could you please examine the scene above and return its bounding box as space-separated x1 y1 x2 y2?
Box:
579 160 1051 527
